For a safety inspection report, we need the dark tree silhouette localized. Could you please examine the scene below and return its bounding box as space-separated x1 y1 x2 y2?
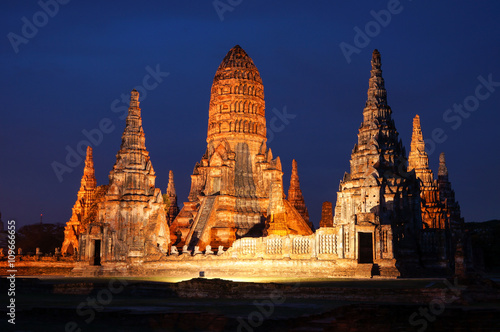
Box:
16 223 65 254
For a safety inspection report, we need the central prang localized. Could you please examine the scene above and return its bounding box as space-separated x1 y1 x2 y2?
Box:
170 45 313 251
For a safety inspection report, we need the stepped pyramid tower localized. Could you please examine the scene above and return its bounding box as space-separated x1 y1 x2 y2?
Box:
333 50 421 266
61 146 97 255
78 90 170 264
170 45 313 251
165 170 179 225
408 115 446 229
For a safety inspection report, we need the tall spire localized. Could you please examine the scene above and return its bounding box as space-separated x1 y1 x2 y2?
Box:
61 146 97 255
81 146 97 191
165 170 179 225
109 89 155 197
89 89 170 261
437 152 464 232
207 45 266 148
333 49 422 266
438 152 448 177
409 115 446 229
166 170 176 196
117 89 146 153
287 160 311 227
408 115 431 179
349 49 406 180
366 49 388 109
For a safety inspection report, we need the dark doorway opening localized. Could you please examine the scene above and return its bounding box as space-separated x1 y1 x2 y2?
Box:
93 240 101 266
358 232 373 263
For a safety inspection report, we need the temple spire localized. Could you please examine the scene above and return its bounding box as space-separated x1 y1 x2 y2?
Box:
166 170 176 197
408 115 430 172
349 49 404 180
81 146 97 191
366 49 388 108
61 146 97 255
287 160 311 228
165 170 179 225
409 115 446 229
110 89 154 185
438 152 448 177
118 89 146 153
437 152 464 232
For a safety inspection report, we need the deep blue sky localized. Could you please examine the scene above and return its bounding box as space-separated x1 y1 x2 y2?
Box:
1 0 499 228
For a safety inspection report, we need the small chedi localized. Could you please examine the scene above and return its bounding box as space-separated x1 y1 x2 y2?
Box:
288 160 313 230
62 46 465 278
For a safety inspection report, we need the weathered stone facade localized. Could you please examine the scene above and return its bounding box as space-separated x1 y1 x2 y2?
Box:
61 146 96 255
77 90 170 266
170 45 313 251
332 50 422 271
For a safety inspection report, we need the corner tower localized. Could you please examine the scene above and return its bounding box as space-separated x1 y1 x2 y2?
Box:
61 146 97 256
78 90 170 265
333 50 422 274
171 45 313 251
408 115 446 229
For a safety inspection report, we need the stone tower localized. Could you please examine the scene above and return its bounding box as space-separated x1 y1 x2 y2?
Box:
319 202 334 228
438 153 464 233
170 45 313 251
333 50 421 268
165 170 179 225
408 115 446 229
287 160 312 229
61 146 96 255
79 90 170 264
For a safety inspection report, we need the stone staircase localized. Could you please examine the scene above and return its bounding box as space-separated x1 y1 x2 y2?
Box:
188 196 216 250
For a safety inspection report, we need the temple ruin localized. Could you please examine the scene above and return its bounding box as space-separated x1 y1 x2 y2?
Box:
63 46 465 278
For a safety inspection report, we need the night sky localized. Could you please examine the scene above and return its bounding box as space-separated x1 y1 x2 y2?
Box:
1 0 499 228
